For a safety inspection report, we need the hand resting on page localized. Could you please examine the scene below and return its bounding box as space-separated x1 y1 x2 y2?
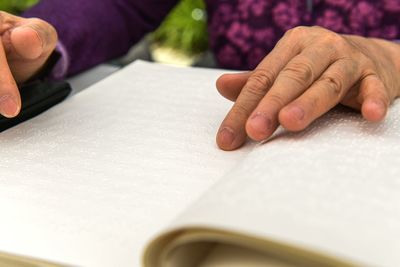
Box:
1 14 399 152
216 26 400 150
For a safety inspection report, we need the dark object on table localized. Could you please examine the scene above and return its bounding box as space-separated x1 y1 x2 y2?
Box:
0 80 72 132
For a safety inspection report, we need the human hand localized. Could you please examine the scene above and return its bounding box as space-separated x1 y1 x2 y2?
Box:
216 26 400 150
0 11 57 118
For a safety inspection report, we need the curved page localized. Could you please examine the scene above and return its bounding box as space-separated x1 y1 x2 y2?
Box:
145 102 400 267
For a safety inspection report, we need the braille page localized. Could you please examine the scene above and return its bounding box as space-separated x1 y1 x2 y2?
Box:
153 102 400 267
0 61 253 267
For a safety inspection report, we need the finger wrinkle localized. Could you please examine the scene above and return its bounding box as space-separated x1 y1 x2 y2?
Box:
280 61 315 87
319 75 344 99
248 69 276 91
1 31 12 54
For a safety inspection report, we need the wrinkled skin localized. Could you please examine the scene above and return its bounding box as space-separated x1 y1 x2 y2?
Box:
216 26 400 150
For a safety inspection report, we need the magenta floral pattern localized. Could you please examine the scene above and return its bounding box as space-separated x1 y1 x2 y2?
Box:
206 0 400 69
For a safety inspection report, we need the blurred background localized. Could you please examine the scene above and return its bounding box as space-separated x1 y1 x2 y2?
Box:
1 0 215 67
2 0 216 93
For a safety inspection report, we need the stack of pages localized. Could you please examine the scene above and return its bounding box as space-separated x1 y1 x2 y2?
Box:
0 61 398 267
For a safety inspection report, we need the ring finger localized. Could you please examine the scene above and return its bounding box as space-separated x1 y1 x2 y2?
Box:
278 59 361 131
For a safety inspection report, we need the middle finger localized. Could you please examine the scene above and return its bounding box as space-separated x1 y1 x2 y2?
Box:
246 45 336 141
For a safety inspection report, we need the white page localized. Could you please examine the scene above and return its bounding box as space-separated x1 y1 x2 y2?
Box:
167 102 400 267
0 61 253 267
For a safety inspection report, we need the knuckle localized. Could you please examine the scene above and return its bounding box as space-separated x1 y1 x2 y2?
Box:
246 69 275 96
322 32 342 43
325 34 348 52
285 26 309 40
232 102 253 118
319 75 343 99
280 60 315 86
266 93 286 107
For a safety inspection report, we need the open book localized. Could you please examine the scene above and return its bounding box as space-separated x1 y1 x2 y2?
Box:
0 61 398 267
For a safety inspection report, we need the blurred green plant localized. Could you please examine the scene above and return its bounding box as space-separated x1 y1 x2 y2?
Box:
152 0 208 55
0 0 38 14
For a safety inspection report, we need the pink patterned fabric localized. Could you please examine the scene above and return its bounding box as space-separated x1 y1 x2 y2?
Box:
207 0 400 69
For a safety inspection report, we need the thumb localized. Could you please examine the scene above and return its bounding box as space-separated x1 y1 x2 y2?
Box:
9 18 57 60
6 18 58 83
0 40 20 118
10 25 44 60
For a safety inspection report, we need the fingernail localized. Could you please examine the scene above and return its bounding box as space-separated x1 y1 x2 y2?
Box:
249 112 272 135
218 127 235 148
0 95 19 118
287 106 305 121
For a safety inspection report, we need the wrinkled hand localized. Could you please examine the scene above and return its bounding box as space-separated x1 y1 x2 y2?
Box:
0 11 57 118
216 26 400 150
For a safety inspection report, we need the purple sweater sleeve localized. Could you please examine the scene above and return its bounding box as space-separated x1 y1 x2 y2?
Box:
23 0 178 77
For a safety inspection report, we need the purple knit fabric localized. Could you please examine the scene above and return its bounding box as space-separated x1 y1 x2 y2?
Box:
24 0 177 76
23 0 400 77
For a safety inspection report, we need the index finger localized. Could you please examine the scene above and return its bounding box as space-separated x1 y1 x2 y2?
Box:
216 30 303 150
0 40 21 118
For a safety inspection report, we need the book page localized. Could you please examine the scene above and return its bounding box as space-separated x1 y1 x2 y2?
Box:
198 244 297 267
152 102 400 267
0 61 253 267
